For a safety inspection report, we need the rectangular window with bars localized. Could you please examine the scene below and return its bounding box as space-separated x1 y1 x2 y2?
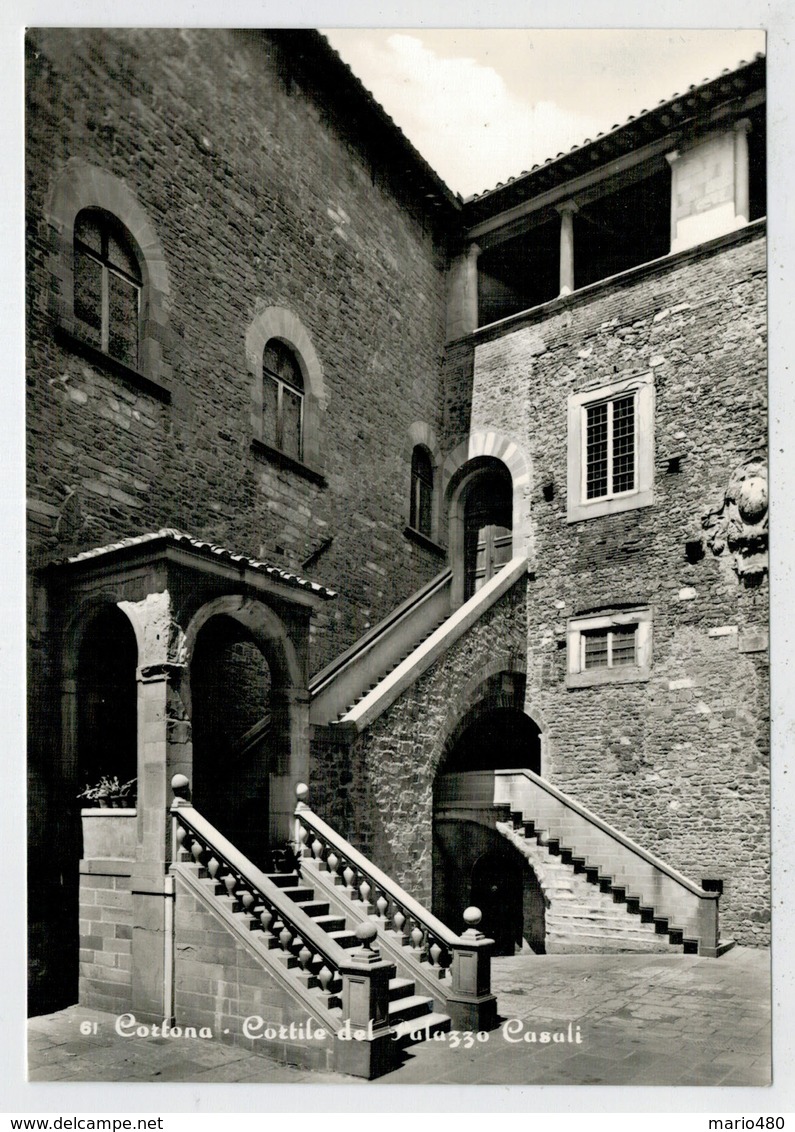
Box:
582 624 638 670
585 393 636 500
566 608 652 688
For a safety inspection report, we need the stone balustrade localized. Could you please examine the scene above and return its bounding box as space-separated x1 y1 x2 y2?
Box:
294 782 498 1030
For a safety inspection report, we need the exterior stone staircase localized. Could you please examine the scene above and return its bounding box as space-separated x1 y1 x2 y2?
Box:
496 819 679 954
252 867 453 1044
309 557 528 733
493 769 731 958
169 779 496 1078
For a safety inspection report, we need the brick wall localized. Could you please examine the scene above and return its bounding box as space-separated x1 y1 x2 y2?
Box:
445 227 768 945
78 865 133 1013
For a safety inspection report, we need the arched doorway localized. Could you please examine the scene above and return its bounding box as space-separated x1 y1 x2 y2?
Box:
463 465 513 600
77 605 138 791
433 704 545 953
190 615 282 864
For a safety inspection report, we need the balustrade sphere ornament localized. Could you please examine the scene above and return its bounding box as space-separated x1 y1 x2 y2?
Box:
463 906 482 928
295 782 309 802
171 774 190 798
355 920 378 945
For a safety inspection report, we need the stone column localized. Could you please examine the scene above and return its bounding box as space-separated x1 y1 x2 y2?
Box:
733 118 752 226
665 149 681 250
446 242 481 341
270 686 311 845
556 201 578 296
119 591 187 1022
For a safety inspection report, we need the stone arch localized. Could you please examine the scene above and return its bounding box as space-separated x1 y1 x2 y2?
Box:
182 594 307 845
246 306 326 470
406 421 443 542
60 591 142 784
45 159 172 386
442 428 533 557
443 432 532 606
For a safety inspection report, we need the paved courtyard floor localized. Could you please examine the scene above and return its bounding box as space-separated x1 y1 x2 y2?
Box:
27 946 771 1087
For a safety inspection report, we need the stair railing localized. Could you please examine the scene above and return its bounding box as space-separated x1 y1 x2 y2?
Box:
169 776 399 1078
309 567 453 726
294 783 497 1031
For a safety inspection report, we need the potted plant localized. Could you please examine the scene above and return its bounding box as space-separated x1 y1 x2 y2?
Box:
77 775 137 808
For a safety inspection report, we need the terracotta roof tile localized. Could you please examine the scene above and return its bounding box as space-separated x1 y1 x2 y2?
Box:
54 528 337 598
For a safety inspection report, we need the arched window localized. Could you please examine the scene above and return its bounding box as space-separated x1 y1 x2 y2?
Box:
410 445 434 537
262 339 304 461
73 209 142 369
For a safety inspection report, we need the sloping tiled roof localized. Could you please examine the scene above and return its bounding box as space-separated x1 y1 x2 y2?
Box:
464 53 765 222
53 528 337 598
274 30 461 214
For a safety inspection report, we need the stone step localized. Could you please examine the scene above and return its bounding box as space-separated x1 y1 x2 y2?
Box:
388 994 435 1023
388 977 416 1002
326 929 359 948
391 1012 452 1045
311 914 347 933
280 886 316 903
290 900 331 918
265 873 301 888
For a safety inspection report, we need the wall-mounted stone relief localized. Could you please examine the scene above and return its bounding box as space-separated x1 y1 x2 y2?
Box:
702 459 768 581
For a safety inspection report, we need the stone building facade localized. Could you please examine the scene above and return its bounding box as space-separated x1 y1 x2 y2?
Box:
26 29 768 1026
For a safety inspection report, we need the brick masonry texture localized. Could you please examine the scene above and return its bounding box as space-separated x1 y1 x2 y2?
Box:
173 874 335 1071
78 872 133 1014
445 230 768 945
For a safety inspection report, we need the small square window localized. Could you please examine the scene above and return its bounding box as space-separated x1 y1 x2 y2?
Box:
567 374 654 522
566 608 652 688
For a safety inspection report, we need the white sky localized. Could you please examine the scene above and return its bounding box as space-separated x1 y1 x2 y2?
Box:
322 29 766 198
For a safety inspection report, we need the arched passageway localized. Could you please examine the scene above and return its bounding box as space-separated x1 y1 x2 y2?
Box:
432 705 545 953
77 605 138 791
463 464 513 600
190 614 283 864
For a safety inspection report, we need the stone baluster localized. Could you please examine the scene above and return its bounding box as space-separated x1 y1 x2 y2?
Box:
342 865 356 899
294 782 312 858
337 922 398 1079
373 892 389 931
445 907 497 1032
392 908 407 942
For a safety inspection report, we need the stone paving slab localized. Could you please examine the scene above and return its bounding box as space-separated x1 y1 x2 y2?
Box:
26 946 771 1087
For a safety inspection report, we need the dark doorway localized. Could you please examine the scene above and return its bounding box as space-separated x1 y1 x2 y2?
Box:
471 849 524 955
433 705 544 951
464 468 512 600
77 605 137 790
190 616 275 863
